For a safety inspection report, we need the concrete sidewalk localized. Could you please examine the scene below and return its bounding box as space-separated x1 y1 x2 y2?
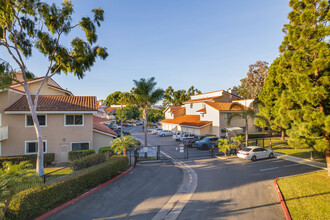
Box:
276 153 327 170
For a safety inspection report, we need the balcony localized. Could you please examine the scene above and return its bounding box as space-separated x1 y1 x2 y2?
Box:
0 126 8 141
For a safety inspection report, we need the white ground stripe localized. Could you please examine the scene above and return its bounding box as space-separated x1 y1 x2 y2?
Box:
152 151 198 220
260 163 302 171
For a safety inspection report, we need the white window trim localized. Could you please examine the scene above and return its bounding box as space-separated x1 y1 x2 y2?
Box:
70 141 90 151
64 114 84 127
25 140 47 155
25 114 47 128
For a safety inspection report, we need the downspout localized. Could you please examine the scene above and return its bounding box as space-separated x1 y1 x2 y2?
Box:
219 110 221 138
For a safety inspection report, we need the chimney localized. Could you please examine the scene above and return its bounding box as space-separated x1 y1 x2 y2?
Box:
228 89 238 96
12 71 24 83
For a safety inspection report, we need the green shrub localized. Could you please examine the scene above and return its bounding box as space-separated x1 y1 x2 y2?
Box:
0 154 55 168
68 150 95 161
70 154 106 171
6 156 129 220
98 146 112 154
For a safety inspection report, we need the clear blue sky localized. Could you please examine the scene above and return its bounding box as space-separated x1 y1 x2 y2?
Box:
1 0 291 100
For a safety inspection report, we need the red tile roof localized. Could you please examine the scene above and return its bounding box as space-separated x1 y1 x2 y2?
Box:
205 102 250 111
169 106 185 113
160 115 212 127
196 107 206 113
105 107 119 113
93 116 118 136
182 95 222 104
5 96 97 112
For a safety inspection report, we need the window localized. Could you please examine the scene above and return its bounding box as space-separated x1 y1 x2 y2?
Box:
224 113 231 120
190 103 193 108
26 115 46 127
65 115 83 126
71 142 90 151
201 113 204 117
25 141 47 154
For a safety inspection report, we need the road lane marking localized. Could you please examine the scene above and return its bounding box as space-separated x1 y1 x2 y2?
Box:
152 151 198 220
283 164 301 167
260 167 280 171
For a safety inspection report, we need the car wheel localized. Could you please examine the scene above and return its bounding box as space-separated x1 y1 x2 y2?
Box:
202 144 207 150
251 155 257 162
161 134 165 137
269 153 274 158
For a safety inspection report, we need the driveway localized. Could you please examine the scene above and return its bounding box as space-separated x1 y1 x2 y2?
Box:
133 127 322 220
46 163 182 220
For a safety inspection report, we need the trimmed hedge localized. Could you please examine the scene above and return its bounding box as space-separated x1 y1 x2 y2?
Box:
68 149 95 161
0 153 55 168
98 146 112 154
70 154 106 171
6 156 129 220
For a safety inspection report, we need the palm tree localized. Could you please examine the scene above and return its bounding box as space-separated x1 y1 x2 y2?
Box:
132 77 164 147
227 103 256 148
231 135 244 150
217 139 232 157
111 136 138 156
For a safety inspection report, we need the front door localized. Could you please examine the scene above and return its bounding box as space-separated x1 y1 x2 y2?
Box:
59 145 69 162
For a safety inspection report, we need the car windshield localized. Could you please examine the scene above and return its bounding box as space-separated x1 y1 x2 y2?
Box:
202 138 209 142
243 148 252 152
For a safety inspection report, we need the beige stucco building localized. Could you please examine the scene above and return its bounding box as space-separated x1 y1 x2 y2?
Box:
160 90 260 137
0 75 117 162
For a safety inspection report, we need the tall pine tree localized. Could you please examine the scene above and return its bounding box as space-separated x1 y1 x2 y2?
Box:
263 0 329 174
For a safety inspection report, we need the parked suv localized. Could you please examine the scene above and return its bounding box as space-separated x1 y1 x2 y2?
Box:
172 132 182 141
180 133 195 142
183 135 206 148
196 137 219 150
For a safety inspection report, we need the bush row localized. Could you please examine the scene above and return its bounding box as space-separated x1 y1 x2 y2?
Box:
98 146 113 154
0 153 55 168
6 156 129 220
70 154 107 171
68 149 95 161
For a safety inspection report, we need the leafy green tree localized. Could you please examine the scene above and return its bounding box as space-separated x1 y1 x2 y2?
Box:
264 0 329 173
105 91 134 106
0 0 108 175
141 109 165 123
231 135 244 150
163 86 201 106
236 61 269 99
217 139 233 157
0 161 39 217
115 106 140 122
255 59 288 140
131 77 164 147
227 103 256 148
111 136 138 156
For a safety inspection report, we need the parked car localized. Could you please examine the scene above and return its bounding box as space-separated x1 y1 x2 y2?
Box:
122 123 128 127
151 128 162 134
196 137 219 150
147 127 154 133
158 130 173 137
172 132 182 141
180 133 195 141
126 123 132 127
237 146 275 162
183 135 206 148
155 129 164 135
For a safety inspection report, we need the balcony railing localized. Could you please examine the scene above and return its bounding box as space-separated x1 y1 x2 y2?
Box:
0 126 8 141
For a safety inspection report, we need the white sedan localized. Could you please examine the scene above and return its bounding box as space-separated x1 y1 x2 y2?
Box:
237 146 275 162
158 130 173 137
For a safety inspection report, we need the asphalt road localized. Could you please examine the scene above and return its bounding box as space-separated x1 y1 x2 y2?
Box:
46 125 322 220
133 126 321 220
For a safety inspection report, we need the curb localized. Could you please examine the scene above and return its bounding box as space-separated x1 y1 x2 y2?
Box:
35 166 134 220
273 178 291 220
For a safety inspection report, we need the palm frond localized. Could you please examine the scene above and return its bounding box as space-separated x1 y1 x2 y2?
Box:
227 112 242 126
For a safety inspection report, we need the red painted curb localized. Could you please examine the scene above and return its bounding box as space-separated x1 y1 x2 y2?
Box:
274 178 291 220
35 166 134 220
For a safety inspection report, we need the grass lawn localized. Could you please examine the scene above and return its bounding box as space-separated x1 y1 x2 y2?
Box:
247 137 326 163
277 171 330 220
43 167 73 182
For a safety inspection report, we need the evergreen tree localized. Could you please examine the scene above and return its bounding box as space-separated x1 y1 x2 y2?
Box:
264 0 329 174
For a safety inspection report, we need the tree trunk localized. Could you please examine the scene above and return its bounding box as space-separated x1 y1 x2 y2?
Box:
25 89 44 176
326 149 330 177
123 147 127 157
245 119 248 148
281 130 285 140
143 108 148 147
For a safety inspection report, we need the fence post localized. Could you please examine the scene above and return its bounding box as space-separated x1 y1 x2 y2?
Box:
157 146 160 160
43 175 46 184
263 137 264 148
255 139 258 146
